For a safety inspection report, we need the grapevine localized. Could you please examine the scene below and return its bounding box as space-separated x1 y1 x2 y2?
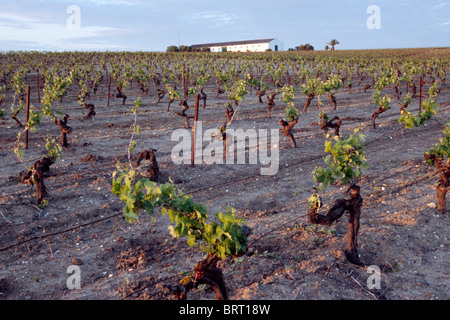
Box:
312 128 368 191
111 96 250 299
423 123 450 214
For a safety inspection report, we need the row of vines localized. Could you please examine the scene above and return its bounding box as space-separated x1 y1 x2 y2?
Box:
0 49 448 299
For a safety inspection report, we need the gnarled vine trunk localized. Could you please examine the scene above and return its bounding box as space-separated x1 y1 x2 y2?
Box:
371 106 388 129
116 87 127 104
436 184 449 215
175 100 193 128
279 116 299 148
83 103 96 120
200 88 207 109
167 98 174 111
225 105 234 123
266 93 277 118
308 184 363 265
54 115 71 147
410 82 417 98
303 93 315 113
320 115 341 136
424 154 449 214
156 89 165 103
328 93 337 110
135 149 160 181
393 85 402 100
165 254 228 300
21 157 54 205
256 89 266 103
216 87 224 98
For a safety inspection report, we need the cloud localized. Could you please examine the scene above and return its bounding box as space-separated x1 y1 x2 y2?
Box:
0 11 133 51
188 11 237 28
83 0 139 6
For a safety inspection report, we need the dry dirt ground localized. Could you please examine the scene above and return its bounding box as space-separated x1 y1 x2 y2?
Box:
0 71 449 301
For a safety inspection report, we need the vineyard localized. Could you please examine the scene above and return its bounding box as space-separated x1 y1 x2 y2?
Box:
0 48 449 300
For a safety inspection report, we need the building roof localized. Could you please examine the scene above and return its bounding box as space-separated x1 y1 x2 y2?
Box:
191 38 276 48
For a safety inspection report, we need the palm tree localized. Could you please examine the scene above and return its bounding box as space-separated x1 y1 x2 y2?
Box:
328 39 340 51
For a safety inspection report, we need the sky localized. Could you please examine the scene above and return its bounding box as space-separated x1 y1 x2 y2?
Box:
0 0 449 52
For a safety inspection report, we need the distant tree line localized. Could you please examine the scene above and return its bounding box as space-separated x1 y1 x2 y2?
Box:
288 43 315 51
296 43 315 51
166 45 211 53
287 39 340 52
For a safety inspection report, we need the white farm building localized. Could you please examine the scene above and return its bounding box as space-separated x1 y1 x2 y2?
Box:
191 38 284 53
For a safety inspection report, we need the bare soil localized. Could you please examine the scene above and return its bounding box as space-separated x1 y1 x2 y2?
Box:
0 74 449 300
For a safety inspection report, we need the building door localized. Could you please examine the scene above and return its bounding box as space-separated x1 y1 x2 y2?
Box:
222 46 227 52
274 45 278 52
